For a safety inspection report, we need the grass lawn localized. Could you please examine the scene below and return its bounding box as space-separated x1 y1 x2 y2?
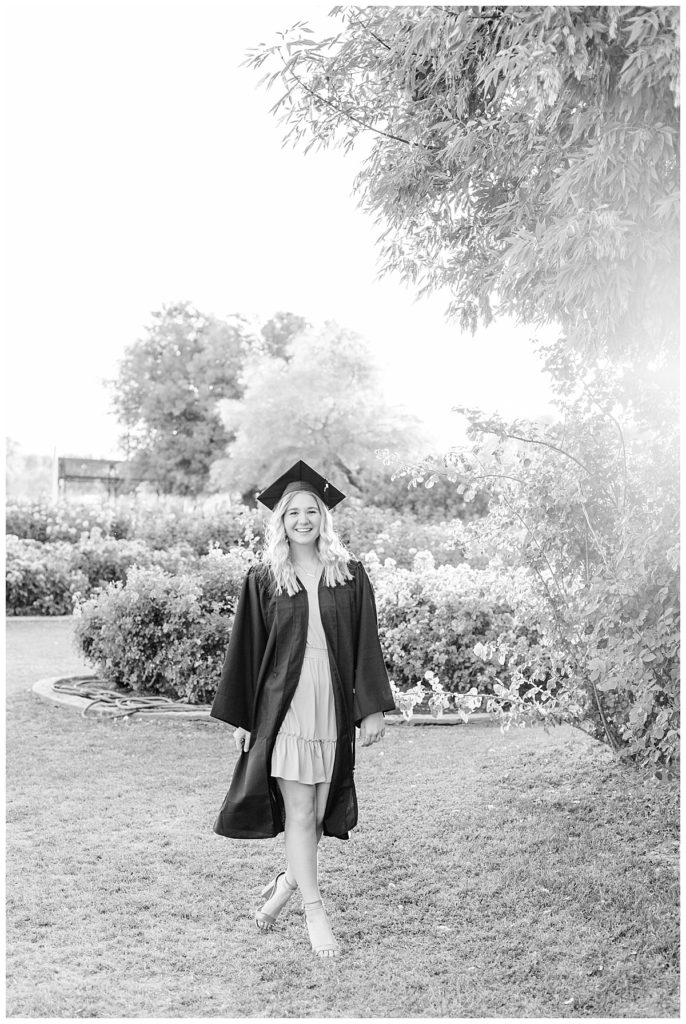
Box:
5 616 93 696
6 672 679 1018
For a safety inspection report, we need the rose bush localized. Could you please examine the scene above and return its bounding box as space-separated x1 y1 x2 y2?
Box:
365 549 546 697
6 532 200 615
74 547 255 703
6 535 89 615
5 498 466 615
129 501 263 555
68 529 197 590
5 499 134 543
5 497 263 554
335 504 464 568
6 496 463 567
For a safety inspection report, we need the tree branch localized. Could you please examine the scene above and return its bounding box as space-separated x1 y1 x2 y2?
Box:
493 429 594 476
278 50 440 151
582 384 628 511
350 14 392 51
333 455 364 491
580 502 610 570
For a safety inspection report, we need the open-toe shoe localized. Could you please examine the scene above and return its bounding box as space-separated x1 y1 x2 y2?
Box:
255 871 298 931
304 899 339 958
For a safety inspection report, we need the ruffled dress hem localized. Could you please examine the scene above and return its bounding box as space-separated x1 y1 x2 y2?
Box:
271 732 336 784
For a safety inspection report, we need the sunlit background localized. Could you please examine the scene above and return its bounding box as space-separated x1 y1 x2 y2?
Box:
5 1 556 466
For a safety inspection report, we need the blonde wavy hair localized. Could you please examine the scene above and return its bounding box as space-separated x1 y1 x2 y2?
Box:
263 490 353 596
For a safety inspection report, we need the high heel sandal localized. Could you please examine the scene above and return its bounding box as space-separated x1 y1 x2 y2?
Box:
304 899 339 958
254 871 298 931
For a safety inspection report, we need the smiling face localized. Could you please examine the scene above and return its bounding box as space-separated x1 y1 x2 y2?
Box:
283 491 323 549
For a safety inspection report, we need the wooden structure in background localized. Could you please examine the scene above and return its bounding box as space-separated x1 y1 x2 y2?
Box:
57 458 148 498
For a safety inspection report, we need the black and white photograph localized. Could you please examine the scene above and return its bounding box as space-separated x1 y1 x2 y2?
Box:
4 2 679 1019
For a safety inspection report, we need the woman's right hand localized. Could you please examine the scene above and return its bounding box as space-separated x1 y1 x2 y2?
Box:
233 728 251 753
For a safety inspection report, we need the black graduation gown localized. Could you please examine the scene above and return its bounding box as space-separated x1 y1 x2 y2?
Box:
210 559 395 841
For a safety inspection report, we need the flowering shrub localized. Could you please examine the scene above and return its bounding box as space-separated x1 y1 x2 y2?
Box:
6 496 467 573
5 497 264 554
5 532 200 614
5 499 134 543
128 501 264 555
74 548 255 703
69 529 197 590
6 536 89 615
389 672 482 720
367 550 544 696
460 421 679 775
335 504 463 568
382 360 680 775
5 498 466 616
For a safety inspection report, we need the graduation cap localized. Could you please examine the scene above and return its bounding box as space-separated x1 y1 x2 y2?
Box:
257 460 346 510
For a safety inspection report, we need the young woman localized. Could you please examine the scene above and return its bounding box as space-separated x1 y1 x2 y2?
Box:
211 460 395 958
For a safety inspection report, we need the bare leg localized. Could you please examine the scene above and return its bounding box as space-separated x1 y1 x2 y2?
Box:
277 778 320 902
277 778 338 956
256 781 331 928
284 780 330 877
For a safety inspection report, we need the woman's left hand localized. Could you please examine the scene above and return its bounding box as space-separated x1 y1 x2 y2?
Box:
359 712 385 747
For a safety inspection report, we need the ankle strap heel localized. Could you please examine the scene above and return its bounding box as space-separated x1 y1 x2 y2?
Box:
303 899 339 957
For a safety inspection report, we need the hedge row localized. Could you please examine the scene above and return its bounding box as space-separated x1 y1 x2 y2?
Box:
6 533 197 616
6 500 466 615
73 551 534 702
5 498 261 554
5 497 464 567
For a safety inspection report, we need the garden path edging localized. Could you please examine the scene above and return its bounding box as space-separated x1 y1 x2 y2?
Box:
31 675 490 725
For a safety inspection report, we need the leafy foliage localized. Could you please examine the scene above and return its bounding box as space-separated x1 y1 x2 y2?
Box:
389 671 483 722
4 496 264 553
6 498 134 543
334 503 465 568
5 497 476 614
123 501 263 555
74 550 254 703
249 5 679 360
257 311 309 361
366 465 489 519
110 302 249 495
211 321 424 498
68 531 195 591
5 536 89 616
383 361 679 773
367 549 549 698
5 495 471 568
5 533 195 615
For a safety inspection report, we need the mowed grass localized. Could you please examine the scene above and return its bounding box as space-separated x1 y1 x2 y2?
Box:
5 616 92 696
6 683 679 1018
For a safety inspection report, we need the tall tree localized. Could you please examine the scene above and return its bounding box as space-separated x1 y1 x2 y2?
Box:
111 302 248 495
211 322 425 499
249 5 679 365
258 311 309 362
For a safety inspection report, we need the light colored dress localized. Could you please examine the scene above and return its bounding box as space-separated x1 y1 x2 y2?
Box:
270 570 337 784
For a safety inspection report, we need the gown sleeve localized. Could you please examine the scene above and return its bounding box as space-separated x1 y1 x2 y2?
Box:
210 567 268 729
352 562 396 726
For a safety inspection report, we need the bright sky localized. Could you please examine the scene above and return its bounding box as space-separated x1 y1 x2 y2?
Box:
4 1 556 459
